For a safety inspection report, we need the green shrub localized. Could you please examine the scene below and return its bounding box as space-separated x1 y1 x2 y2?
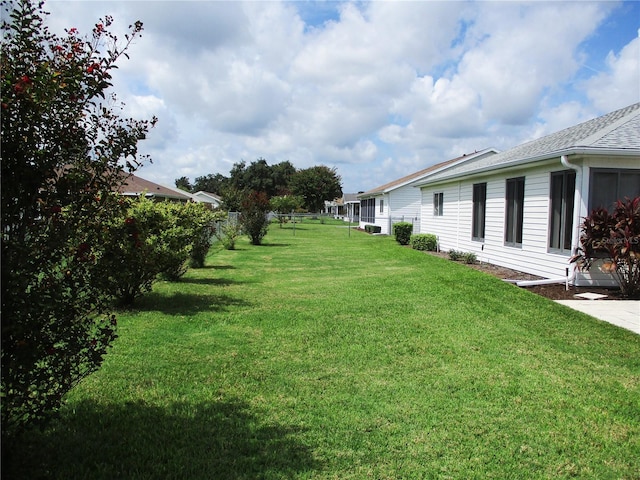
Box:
571 197 640 298
448 249 463 261
99 196 170 305
463 252 477 264
157 202 197 281
186 204 217 268
240 191 270 245
410 233 438 251
393 222 413 245
214 214 242 250
365 224 381 234
1 2 153 440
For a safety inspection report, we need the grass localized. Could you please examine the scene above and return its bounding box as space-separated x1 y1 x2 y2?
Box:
7 221 640 479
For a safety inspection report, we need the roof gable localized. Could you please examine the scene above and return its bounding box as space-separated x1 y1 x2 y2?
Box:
118 173 192 201
358 148 498 198
192 191 222 203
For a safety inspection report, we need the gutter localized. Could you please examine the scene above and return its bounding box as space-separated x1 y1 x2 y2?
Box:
515 155 581 290
561 154 582 288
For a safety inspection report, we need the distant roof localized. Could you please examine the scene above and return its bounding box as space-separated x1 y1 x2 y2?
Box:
192 191 222 202
416 102 640 186
358 148 498 198
343 193 360 203
117 173 192 201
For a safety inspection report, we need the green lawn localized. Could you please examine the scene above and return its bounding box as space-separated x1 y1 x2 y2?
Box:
7 221 640 479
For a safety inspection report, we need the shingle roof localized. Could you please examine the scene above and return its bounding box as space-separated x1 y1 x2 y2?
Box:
117 173 192 201
417 103 640 185
358 148 498 198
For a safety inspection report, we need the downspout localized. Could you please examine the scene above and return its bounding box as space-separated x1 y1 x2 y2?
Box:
515 155 581 289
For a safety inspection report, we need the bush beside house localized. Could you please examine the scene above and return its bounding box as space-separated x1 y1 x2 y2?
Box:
410 234 438 251
393 222 413 245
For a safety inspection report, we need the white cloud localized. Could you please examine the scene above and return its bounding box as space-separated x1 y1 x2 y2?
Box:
455 2 611 125
38 1 639 193
584 34 640 111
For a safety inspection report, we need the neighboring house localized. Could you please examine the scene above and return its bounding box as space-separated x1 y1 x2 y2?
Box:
358 149 499 235
191 191 222 209
344 193 360 222
117 173 193 202
325 193 361 221
414 102 640 287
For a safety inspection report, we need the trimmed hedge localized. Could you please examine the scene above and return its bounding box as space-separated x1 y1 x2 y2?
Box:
364 224 382 234
410 233 438 251
393 222 413 245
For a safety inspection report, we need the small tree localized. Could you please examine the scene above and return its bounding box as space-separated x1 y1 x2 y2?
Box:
270 194 303 227
240 191 271 245
1 0 155 439
213 211 242 250
570 197 640 298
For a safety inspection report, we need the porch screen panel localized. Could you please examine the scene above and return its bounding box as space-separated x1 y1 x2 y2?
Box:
361 198 375 223
589 169 640 211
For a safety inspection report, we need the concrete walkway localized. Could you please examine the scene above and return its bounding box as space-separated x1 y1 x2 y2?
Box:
556 300 640 335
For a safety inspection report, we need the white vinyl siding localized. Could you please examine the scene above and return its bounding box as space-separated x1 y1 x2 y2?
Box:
389 187 421 234
420 164 584 280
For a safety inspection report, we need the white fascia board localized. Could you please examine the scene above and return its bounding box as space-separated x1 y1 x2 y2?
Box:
413 147 639 188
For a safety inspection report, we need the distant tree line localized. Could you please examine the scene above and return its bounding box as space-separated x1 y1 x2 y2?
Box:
175 158 343 213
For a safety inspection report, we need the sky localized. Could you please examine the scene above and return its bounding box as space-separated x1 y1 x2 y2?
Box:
44 0 640 194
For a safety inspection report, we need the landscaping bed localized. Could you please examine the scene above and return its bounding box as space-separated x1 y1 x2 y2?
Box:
426 250 624 300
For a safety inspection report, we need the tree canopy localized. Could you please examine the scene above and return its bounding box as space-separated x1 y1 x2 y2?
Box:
289 166 343 213
176 159 342 212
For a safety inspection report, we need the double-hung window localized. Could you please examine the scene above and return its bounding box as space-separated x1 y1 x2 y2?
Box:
472 183 487 241
505 177 525 247
433 192 443 216
549 170 576 253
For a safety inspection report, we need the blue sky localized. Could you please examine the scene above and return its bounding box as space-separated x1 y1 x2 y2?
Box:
46 0 639 194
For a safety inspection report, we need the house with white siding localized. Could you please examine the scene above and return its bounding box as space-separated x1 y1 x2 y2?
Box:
357 149 498 235
414 102 640 287
191 191 222 208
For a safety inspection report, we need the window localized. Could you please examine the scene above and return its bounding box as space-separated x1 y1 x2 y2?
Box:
505 177 525 247
589 169 640 211
472 183 487 241
380 199 384 213
433 192 443 216
549 171 576 253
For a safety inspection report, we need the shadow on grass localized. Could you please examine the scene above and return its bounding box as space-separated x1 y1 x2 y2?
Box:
195 264 236 270
259 243 291 247
130 291 251 316
6 398 321 480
